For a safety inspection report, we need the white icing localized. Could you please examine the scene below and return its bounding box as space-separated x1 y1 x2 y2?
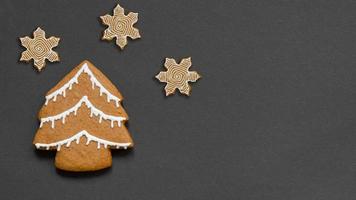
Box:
40 96 126 128
45 63 120 107
35 130 131 151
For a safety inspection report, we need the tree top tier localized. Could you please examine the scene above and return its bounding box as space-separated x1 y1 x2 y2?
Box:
45 60 122 107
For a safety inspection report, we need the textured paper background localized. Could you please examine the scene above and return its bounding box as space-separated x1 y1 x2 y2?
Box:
1 0 356 199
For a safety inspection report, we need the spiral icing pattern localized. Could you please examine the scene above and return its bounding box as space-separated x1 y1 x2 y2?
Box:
113 17 131 35
167 65 187 86
29 37 51 57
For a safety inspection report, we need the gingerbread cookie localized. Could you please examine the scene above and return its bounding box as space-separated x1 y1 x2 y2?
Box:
156 57 201 96
33 60 133 172
19 27 60 71
100 3 141 49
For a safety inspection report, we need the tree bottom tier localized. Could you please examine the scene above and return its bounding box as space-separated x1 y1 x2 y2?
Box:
55 137 112 172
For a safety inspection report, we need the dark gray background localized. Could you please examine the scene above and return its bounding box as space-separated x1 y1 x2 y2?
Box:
1 0 356 199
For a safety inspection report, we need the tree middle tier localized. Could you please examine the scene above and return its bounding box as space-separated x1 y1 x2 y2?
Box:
34 106 133 145
40 96 126 128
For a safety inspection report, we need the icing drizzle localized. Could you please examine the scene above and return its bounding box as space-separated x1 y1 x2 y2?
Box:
45 63 120 107
40 96 126 128
35 130 131 151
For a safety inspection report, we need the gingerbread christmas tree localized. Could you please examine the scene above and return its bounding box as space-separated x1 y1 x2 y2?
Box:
33 60 133 172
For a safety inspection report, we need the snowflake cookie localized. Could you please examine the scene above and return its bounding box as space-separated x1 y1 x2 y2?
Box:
156 57 201 96
19 27 60 71
100 3 141 50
